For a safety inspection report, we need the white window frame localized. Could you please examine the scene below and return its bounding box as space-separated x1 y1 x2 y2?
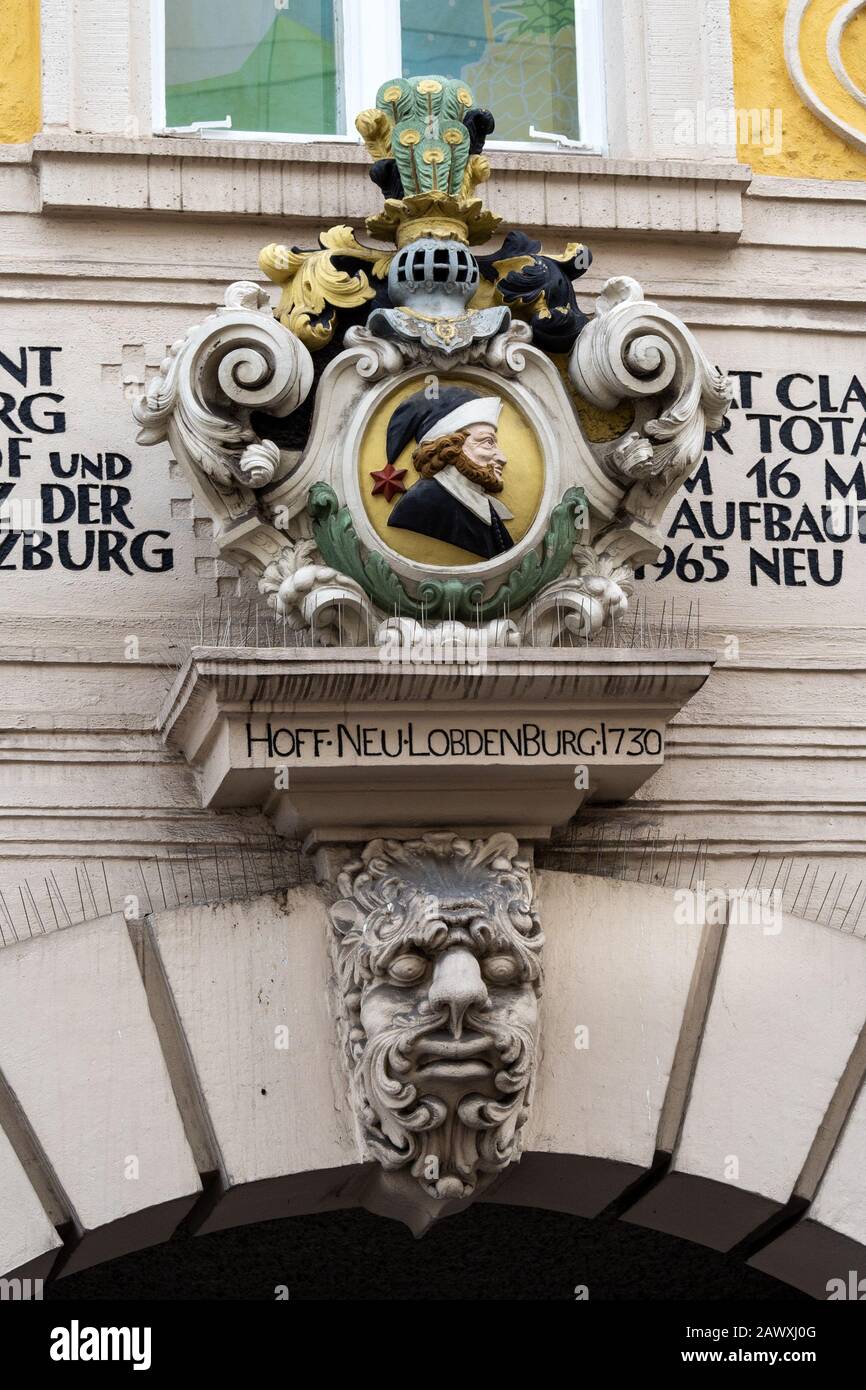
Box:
152 0 606 153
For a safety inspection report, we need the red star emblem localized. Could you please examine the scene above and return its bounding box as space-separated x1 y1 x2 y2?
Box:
369 462 408 502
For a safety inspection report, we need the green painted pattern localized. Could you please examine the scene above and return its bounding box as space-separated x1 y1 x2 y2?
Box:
376 76 473 197
309 483 586 621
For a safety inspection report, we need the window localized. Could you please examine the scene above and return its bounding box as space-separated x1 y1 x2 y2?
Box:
154 1 604 150
160 1 342 137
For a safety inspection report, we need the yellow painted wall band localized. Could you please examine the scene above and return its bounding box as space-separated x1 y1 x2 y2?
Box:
731 0 866 178
0 0 40 144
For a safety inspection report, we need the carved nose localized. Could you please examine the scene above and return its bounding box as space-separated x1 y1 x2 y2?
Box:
429 947 488 1038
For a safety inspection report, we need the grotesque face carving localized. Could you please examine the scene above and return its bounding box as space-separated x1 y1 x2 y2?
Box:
329 834 543 1203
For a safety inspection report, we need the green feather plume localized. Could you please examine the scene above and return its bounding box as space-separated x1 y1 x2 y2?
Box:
376 75 474 197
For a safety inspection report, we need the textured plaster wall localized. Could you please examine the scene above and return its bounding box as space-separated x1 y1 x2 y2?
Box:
0 0 40 143
731 0 866 178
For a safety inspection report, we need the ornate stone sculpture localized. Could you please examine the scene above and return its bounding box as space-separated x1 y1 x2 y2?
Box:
257 539 376 646
329 835 543 1217
133 74 732 648
134 77 732 1225
367 237 511 357
569 275 732 518
134 282 313 499
783 0 866 157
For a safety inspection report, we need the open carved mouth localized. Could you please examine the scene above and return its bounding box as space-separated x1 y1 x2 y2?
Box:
414 1033 495 1078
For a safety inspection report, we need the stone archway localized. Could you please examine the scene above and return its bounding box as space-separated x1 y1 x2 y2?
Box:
1 876 864 1301
45 1199 811 1302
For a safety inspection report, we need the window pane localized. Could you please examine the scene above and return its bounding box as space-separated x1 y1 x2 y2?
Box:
400 0 579 142
165 0 339 135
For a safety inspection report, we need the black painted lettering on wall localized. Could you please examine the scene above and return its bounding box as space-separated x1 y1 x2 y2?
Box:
0 347 174 574
635 371 866 588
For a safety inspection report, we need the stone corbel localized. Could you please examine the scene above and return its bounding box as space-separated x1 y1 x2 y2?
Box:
133 281 314 520
569 276 733 524
327 833 543 1232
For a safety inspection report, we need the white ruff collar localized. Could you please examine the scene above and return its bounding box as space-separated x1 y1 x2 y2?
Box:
434 465 514 525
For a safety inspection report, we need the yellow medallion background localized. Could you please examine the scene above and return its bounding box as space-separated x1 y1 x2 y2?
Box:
359 379 545 568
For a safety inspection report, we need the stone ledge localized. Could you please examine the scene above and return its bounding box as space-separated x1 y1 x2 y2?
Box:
158 646 714 837
747 173 866 202
28 133 751 242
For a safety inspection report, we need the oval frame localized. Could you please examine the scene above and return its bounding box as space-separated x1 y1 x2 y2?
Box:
341 365 562 591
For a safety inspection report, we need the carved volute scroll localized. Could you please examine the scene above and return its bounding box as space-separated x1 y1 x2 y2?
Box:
569 276 733 524
133 282 314 512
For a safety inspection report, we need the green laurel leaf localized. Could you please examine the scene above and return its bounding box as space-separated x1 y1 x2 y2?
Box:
309 483 587 623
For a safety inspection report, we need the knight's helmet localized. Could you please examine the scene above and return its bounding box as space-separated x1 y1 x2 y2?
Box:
387 238 481 317
356 76 508 346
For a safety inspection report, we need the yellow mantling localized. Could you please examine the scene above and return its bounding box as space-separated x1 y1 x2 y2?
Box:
259 227 393 350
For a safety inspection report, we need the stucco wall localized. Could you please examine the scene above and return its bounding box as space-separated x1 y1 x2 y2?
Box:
0 151 863 913
0 5 862 1296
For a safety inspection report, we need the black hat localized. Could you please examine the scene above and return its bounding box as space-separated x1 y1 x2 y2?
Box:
386 387 503 465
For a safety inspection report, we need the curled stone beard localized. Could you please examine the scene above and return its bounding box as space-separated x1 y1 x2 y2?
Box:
358 1003 536 1201
456 450 505 493
454 1006 536 1177
330 833 544 1213
356 1011 449 1171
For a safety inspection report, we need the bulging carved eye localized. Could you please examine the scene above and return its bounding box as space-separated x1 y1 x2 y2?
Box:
388 953 428 984
482 954 520 985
